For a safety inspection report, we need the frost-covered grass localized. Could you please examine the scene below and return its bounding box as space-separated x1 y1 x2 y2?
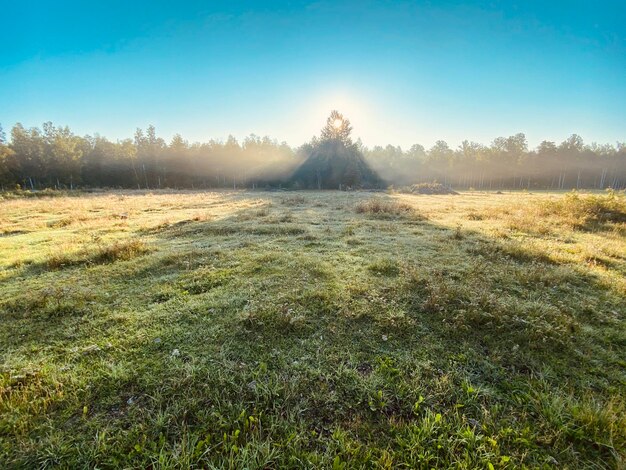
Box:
1 189 625 468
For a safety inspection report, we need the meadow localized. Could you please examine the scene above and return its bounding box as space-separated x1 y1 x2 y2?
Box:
1 189 625 469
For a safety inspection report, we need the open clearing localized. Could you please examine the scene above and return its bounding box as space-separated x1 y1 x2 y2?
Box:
1 190 625 468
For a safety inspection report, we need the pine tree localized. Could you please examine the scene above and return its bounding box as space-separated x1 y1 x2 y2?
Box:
292 111 381 189
320 110 353 144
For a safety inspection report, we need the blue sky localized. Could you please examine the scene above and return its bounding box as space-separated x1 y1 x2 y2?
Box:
1 0 624 148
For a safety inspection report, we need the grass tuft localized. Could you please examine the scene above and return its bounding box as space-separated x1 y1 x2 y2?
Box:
399 182 459 195
355 198 420 219
93 239 150 263
368 258 400 276
280 195 306 205
46 239 150 269
537 190 626 230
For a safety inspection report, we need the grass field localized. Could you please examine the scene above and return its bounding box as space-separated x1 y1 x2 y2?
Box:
1 189 625 469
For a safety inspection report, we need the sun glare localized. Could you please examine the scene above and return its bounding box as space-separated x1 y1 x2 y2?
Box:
302 88 376 144
333 118 343 129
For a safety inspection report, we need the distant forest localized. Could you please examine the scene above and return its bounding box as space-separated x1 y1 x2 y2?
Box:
0 119 624 191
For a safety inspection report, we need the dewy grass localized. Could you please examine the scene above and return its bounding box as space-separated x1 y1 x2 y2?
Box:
0 189 625 468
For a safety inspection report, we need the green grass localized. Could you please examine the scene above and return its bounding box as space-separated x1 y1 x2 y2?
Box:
1 189 625 468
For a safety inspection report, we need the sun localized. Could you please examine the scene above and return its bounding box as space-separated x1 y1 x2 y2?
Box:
333 118 343 129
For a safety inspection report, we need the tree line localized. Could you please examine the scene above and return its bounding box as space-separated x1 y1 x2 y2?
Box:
0 121 624 190
363 134 626 190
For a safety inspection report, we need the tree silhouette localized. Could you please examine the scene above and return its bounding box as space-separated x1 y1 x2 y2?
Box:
320 110 353 144
292 111 381 189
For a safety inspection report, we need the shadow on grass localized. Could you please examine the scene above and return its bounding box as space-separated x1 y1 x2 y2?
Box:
4 191 623 381
1 191 625 468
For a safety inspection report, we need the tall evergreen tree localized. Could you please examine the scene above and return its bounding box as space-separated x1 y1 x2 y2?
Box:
292 111 381 189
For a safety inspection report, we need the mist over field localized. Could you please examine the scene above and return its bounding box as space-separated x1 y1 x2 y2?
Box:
0 118 624 191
